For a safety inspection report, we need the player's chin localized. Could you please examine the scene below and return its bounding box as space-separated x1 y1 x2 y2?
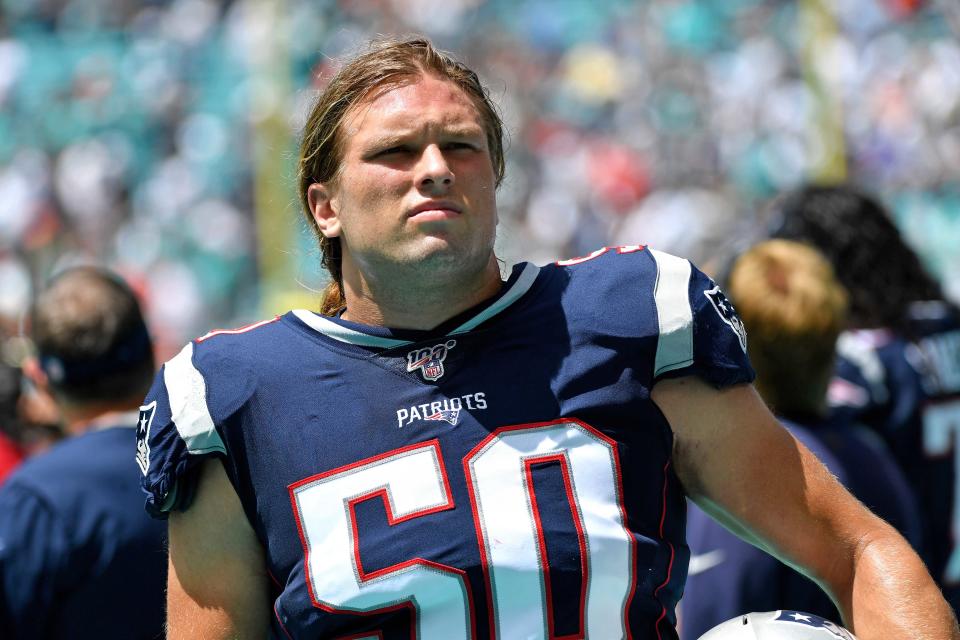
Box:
404 237 482 267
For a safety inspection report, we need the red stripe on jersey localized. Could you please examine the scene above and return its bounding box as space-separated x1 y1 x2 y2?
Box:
652 460 676 640
196 316 281 342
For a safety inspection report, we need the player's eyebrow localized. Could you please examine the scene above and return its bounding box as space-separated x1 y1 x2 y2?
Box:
436 123 485 138
365 123 485 148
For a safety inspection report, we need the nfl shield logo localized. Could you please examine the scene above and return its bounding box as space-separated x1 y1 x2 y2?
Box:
407 340 457 381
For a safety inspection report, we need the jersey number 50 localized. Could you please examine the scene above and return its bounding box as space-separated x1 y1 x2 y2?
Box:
289 419 635 639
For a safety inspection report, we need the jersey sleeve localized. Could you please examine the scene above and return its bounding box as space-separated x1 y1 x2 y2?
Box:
137 341 228 519
649 249 755 388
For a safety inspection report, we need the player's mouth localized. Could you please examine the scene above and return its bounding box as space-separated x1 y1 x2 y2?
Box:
407 200 463 222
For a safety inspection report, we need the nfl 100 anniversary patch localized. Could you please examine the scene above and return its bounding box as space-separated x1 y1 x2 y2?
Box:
135 401 157 475
406 339 457 381
704 285 748 353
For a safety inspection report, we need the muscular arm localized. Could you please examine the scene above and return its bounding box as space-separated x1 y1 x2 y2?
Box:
653 376 958 639
167 459 270 639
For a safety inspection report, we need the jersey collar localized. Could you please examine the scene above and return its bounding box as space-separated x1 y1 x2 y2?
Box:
291 262 541 348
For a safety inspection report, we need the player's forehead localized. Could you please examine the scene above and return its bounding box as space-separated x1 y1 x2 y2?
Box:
341 74 485 147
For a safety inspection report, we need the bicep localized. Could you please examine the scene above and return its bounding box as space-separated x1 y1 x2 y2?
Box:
653 377 879 590
167 458 270 640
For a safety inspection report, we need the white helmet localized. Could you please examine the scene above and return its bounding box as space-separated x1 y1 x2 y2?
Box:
697 610 857 640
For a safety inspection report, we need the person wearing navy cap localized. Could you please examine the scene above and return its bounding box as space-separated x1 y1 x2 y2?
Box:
0 266 167 639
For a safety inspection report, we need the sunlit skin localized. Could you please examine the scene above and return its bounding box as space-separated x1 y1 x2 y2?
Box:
307 74 503 329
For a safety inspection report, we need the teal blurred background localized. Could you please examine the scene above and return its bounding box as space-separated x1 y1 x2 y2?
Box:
1 0 958 360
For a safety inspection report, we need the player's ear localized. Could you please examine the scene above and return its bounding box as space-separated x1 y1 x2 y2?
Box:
21 356 49 391
307 182 342 239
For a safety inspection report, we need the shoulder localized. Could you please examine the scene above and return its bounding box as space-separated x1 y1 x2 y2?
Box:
542 244 695 321
543 245 753 387
139 315 289 517
549 245 740 332
546 244 658 292
158 315 289 419
2 436 96 497
188 315 287 376
539 245 672 342
1 429 131 510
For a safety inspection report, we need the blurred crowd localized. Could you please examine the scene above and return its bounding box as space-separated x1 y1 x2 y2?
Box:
1 1 960 634
1 0 959 359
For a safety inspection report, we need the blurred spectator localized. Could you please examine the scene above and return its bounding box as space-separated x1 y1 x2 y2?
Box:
0 267 166 639
13 373 64 458
0 362 24 485
769 183 960 613
682 239 922 638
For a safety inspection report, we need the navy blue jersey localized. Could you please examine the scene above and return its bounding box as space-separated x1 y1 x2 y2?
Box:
0 423 168 639
829 301 960 609
681 417 920 640
139 246 754 640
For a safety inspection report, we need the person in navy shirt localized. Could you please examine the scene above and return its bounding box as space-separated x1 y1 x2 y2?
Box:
0 267 167 639
141 37 956 639
771 184 960 612
682 239 922 639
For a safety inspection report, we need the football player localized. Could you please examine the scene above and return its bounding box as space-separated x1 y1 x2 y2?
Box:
139 38 958 639
681 240 921 639
771 184 960 613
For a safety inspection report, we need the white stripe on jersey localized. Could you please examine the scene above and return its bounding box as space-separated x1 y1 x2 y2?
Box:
451 263 540 334
164 343 226 455
292 310 411 348
651 249 694 376
292 263 541 346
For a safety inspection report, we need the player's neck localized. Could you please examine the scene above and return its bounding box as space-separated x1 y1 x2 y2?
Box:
340 255 504 330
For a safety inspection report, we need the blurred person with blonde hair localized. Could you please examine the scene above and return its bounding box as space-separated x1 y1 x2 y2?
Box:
682 239 922 639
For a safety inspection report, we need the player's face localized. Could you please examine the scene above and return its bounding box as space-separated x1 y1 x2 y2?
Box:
312 74 498 282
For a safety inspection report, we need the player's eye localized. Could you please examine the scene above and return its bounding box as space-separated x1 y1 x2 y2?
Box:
377 145 411 157
442 141 478 152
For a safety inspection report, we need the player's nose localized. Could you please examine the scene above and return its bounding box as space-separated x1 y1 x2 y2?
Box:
416 144 454 193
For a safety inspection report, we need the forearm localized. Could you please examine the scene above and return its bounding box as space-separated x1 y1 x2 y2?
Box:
658 379 957 639
829 523 958 640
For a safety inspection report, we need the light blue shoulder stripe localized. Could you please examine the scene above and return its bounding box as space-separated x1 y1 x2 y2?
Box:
291 309 412 348
292 263 540 345
650 249 694 376
451 263 540 334
164 343 226 455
